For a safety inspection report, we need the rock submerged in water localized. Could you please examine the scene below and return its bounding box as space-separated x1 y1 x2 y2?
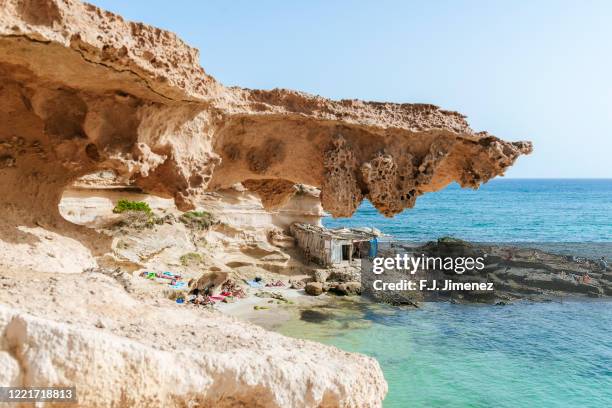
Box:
300 309 333 323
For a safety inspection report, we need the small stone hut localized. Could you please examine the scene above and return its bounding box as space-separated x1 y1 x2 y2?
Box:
290 223 378 267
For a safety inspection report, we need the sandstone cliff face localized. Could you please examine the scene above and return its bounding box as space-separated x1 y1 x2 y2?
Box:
57 182 323 277
0 0 531 236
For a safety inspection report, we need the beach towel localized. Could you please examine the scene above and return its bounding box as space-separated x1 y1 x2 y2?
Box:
170 281 187 290
159 272 181 280
246 279 264 288
208 294 226 302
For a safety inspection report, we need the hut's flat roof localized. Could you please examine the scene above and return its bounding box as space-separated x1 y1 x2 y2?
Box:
292 223 379 241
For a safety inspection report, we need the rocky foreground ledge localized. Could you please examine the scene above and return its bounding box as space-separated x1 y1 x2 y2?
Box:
0 270 386 407
0 0 531 406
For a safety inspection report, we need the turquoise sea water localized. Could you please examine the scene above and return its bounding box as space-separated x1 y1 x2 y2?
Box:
324 179 612 242
279 180 612 407
279 299 612 407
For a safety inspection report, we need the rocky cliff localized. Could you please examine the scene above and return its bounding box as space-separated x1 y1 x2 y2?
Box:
0 0 531 406
0 0 530 230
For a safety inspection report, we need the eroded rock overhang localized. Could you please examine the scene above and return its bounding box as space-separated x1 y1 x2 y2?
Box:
0 0 532 229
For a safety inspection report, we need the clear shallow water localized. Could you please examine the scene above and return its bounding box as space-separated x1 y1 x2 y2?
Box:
324 179 612 242
278 300 612 407
279 180 612 407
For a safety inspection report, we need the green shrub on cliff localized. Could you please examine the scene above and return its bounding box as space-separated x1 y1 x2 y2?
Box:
111 200 164 231
113 200 152 214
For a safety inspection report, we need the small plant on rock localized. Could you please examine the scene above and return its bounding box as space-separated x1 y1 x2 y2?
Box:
179 210 215 230
112 200 165 231
113 200 152 214
180 252 203 266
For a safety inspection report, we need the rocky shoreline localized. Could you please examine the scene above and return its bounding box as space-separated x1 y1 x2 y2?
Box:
417 240 611 303
357 239 612 306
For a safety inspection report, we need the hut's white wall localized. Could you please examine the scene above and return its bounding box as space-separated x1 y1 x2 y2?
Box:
290 224 374 267
290 224 332 266
331 241 342 265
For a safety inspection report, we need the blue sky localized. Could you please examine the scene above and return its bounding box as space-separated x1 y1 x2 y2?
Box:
91 0 611 178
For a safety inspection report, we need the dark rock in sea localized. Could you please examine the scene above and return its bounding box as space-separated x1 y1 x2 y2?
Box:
300 309 332 323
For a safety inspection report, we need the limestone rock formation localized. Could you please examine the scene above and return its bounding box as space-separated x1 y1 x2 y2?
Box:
0 0 531 239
